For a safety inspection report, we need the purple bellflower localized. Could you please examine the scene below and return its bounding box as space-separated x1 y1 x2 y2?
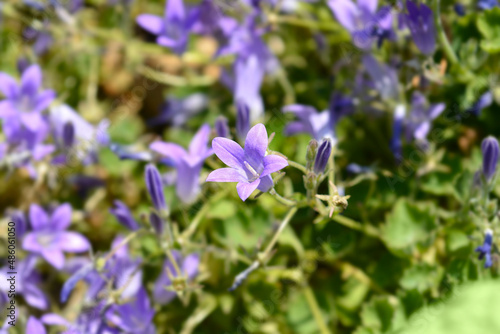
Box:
147 93 208 128
476 229 494 268
362 55 399 99
108 287 156 334
0 65 55 132
404 1 436 55
206 123 288 201
136 0 191 54
153 251 199 304
110 200 140 231
314 139 332 174
481 136 499 181
405 92 445 146
0 256 48 309
150 124 213 204
22 203 90 269
328 0 395 49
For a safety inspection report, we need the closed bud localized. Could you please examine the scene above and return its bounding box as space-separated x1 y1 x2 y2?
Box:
304 172 316 190
306 139 318 170
314 139 332 174
236 101 250 141
149 211 164 235
215 116 230 138
145 164 167 212
481 136 499 181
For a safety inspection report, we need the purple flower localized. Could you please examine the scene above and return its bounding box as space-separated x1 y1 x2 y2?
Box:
215 116 230 138
108 288 156 334
150 124 213 204
22 204 90 269
153 251 199 304
405 92 445 144
468 91 493 116
404 1 436 55
481 136 499 181
0 256 48 309
136 0 190 54
478 0 498 10
27 316 47 334
362 55 399 99
314 139 332 174
282 104 335 141
0 65 55 132
476 229 493 268
110 200 140 231
110 143 153 162
206 123 288 201
147 93 208 128
236 101 250 141
328 0 395 49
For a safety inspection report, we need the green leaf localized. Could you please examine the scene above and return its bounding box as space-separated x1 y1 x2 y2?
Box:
400 263 442 293
381 199 437 255
477 7 500 53
398 280 500 334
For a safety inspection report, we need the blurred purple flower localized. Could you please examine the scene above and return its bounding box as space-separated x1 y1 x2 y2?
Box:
476 229 493 268
405 92 445 144
478 0 497 10
108 288 156 333
147 93 208 128
150 124 213 204
0 65 55 133
136 0 190 54
328 0 395 49
404 1 436 55
0 256 48 309
110 143 153 162
206 123 287 201
9 210 27 239
110 200 140 231
390 104 405 161
362 55 399 99
153 251 199 304
26 316 47 334
22 204 90 269
215 116 230 138
467 91 493 116
236 101 250 141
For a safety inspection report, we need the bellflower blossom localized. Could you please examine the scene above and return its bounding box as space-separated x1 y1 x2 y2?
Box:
206 123 288 201
478 0 498 10
476 229 494 268
147 93 208 128
362 55 399 99
0 65 55 132
481 136 499 181
136 0 191 54
150 124 213 204
154 251 200 304
110 200 140 231
108 288 156 333
22 204 90 269
404 1 436 55
404 92 445 146
328 0 395 49
0 256 48 309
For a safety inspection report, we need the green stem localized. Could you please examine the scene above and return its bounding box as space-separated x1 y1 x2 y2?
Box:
303 285 332 334
262 207 298 260
332 215 380 238
270 189 297 207
288 160 308 174
433 0 458 64
328 150 335 195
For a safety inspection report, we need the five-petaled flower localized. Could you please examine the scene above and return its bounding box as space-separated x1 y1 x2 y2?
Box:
22 203 90 269
206 123 288 201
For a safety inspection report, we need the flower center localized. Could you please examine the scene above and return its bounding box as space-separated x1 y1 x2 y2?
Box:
16 95 33 113
37 233 54 247
244 161 260 182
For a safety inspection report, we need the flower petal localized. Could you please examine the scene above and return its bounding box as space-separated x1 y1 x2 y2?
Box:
150 141 187 165
261 155 288 177
51 203 72 230
244 123 268 167
206 168 246 183
328 0 360 32
41 249 65 269
0 72 19 99
0 100 16 118
189 123 211 157
56 232 90 252
23 283 48 310
236 179 261 201
212 137 245 169
175 159 202 204
27 317 46 334
257 174 273 193
20 65 42 96
33 90 55 113
136 14 164 35
182 253 200 280
20 112 43 131
29 204 50 230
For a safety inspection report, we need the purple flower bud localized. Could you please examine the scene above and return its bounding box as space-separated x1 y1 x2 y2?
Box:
62 121 75 148
314 139 332 174
149 212 164 235
215 116 230 138
110 200 140 231
236 101 250 141
145 164 167 212
481 136 499 181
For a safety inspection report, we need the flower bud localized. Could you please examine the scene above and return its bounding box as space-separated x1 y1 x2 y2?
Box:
314 139 332 174
306 139 318 170
236 101 250 141
149 211 164 235
145 164 167 212
215 116 230 138
481 136 499 181
303 172 316 190
109 200 140 231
